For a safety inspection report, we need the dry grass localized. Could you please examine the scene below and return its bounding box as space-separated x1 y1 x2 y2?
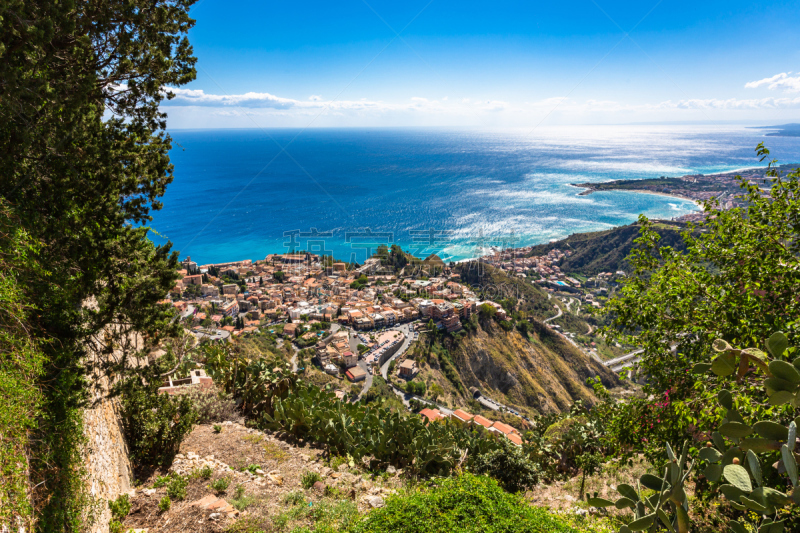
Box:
122 423 406 533
527 455 653 513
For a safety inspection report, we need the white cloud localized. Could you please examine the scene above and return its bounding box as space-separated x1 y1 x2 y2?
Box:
745 72 800 92
657 96 800 109
158 84 800 128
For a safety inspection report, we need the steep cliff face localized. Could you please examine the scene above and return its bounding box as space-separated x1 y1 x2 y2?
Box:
451 319 619 414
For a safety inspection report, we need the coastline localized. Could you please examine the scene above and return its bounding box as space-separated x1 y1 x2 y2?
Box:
567 183 703 209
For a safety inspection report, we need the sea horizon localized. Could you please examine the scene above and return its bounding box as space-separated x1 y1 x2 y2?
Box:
149 124 800 266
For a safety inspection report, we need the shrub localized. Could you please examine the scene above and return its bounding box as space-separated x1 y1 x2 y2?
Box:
542 416 587 444
166 474 188 500
283 491 305 506
242 463 260 474
210 477 230 494
119 376 197 467
470 439 539 493
108 494 130 521
213 424 222 433
199 465 213 479
350 473 578 533
177 386 239 424
230 484 255 511
158 496 171 513
301 471 322 489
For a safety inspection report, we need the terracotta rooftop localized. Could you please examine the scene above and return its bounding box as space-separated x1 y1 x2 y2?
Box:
472 415 492 429
452 409 474 422
490 421 514 435
419 408 444 423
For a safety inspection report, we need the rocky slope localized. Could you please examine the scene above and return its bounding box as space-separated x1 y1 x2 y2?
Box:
451 319 619 414
119 422 405 533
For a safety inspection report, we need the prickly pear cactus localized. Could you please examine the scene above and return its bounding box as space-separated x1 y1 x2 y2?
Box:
592 332 800 532
587 441 693 532
694 331 800 533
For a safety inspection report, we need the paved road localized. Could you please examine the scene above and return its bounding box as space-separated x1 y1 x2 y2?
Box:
605 349 645 372
380 323 414 380
385 380 454 416
543 303 563 324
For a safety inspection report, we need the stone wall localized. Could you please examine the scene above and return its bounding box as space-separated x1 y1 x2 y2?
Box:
83 395 132 533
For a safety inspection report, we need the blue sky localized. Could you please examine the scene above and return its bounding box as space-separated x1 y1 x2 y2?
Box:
162 0 800 128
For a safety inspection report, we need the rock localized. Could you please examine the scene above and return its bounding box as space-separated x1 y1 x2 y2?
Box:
143 488 157 496
385 466 397 475
209 513 221 520
321 467 332 477
205 455 215 461
267 473 284 485
175 453 185 459
330 473 341 479
313 481 326 493
300 454 310 462
337 463 348 473
366 496 385 508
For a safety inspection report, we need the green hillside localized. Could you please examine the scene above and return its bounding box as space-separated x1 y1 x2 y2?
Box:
525 222 687 275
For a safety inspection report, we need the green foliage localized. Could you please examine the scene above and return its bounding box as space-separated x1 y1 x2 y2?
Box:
242 464 261 474
158 496 171 513
591 441 694 533
166 475 188 501
230 484 255 511
201 344 297 419
606 147 800 442
0 205 46 528
118 374 197 467
108 494 131 522
284 490 306 506
1 0 198 523
479 303 497 319
405 380 427 396
199 465 213 480
526 222 687 276
470 439 539 493
213 424 223 434
349 473 580 533
301 471 323 489
210 477 230 494
360 375 405 411
263 382 503 477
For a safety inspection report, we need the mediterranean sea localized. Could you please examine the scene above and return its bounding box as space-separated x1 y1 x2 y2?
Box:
151 125 800 265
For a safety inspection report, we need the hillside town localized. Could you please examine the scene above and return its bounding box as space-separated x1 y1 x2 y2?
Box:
477 246 618 309
166 252 491 378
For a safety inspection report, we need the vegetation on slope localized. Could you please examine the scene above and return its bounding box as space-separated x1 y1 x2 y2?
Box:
351 473 581 533
453 262 557 321
525 222 687 276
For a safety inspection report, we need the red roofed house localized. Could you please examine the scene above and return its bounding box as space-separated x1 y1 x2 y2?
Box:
419 408 445 424
471 415 493 431
506 433 523 446
488 421 515 438
451 409 474 426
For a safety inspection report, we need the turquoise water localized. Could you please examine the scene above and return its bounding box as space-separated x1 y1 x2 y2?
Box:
150 125 800 265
